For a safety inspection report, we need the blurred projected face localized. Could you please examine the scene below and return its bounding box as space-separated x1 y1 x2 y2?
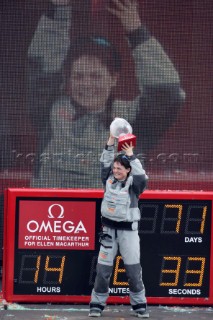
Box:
70 55 118 111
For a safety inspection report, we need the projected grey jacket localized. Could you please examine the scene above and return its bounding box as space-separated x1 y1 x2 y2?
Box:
27 4 185 188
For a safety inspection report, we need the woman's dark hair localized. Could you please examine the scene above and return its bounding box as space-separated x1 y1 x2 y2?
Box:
63 36 122 78
114 154 131 170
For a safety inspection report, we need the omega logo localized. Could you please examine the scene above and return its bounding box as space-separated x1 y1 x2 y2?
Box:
26 203 87 234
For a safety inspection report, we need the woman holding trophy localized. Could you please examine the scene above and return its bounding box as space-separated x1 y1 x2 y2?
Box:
89 121 149 318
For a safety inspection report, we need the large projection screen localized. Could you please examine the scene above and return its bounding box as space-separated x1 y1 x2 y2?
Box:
0 0 212 262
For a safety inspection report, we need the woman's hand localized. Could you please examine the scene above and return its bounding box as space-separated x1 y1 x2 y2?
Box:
121 141 134 156
107 132 116 146
107 129 116 146
107 0 142 33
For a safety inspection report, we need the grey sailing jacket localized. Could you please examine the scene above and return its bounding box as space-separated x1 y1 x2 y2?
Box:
100 145 148 222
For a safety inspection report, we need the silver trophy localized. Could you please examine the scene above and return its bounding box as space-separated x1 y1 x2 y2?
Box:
110 118 136 151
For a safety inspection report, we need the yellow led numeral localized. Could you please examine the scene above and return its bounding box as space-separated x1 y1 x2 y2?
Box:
113 256 128 286
34 255 41 283
186 205 207 234
184 257 205 287
200 206 207 234
45 256 66 284
160 256 181 286
165 204 183 233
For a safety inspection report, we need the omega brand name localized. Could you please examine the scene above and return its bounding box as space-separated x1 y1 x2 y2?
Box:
27 220 86 233
26 203 87 234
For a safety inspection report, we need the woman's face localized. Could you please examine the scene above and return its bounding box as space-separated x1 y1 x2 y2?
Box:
69 55 118 111
113 161 130 181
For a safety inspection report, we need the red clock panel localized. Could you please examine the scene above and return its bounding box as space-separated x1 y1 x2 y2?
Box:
2 188 213 305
